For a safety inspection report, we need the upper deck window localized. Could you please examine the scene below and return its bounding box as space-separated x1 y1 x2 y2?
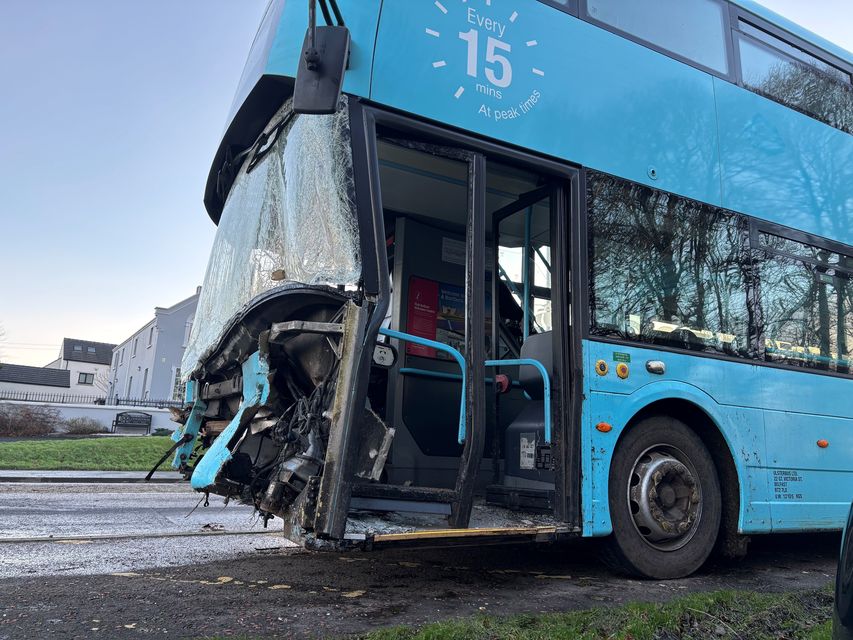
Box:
583 0 730 75
736 19 853 134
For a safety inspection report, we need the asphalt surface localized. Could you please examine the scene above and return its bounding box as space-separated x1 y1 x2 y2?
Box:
0 483 842 639
0 470 181 483
0 483 294 577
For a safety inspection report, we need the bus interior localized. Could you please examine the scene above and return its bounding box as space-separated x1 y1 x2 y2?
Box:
343 135 571 541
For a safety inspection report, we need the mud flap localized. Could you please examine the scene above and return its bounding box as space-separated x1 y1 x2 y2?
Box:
190 351 272 491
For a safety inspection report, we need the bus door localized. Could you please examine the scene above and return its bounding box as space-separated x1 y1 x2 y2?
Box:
355 131 576 535
486 183 558 512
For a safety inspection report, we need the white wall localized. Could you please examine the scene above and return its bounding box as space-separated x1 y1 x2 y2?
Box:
0 399 176 432
63 360 111 395
0 381 72 396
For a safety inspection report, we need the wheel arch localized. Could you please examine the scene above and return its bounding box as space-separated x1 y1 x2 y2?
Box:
617 398 742 554
585 381 753 542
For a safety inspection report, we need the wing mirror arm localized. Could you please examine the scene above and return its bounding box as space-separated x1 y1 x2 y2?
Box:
294 0 351 115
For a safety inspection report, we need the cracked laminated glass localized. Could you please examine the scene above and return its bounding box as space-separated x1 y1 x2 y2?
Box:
182 98 361 377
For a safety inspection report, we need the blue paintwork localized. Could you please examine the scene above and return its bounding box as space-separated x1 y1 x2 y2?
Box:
190 351 271 490
183 379 195 406
264 0 382 98
581 339 853 536
380 327 468 444
715 78 853 246
221 1 853 537
171 394 208 470
372 0 722 208
237 0 853 245
485 358 551 443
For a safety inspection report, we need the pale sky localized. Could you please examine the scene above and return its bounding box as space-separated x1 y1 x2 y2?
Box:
0 1 850 366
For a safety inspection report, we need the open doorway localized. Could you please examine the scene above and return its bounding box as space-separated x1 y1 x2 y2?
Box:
352 132 572 535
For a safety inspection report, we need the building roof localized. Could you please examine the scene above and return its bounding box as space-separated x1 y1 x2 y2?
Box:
0 363 71 388
61 339 117 365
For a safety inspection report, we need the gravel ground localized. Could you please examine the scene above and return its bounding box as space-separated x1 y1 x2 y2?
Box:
0 483 841 639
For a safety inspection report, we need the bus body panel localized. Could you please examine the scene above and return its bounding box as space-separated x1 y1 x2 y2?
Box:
370 0 722 209
581 339 853 536
264 0 381 98
715 78 853 247
195 1 853 552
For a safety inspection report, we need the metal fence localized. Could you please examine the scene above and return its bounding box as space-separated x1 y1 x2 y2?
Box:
0 390 182 409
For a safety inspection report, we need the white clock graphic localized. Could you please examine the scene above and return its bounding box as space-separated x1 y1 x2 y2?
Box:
426 0 546 122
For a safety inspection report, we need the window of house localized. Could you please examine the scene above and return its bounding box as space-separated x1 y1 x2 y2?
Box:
132 338 138 357
78 373 95 385
736 20 852 134
126 376 133 397
582 0 730 75
183 316 194 347
757 233 852 374
119 349 124 364
73 345 82 352
172 368 185 402
587 172 751 357
87 346 96 354
142 368 149 400
148 326 154 347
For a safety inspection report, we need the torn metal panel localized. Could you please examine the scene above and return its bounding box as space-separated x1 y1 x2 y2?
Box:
171 392 208 472
190 351 272 490
354 408 394 482
313 301 368 539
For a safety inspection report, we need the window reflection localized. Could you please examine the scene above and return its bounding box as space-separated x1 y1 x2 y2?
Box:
759 238 852 373
588 173 750 356
738 34 853 135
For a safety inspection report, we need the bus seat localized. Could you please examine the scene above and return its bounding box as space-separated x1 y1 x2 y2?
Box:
519 331 553 400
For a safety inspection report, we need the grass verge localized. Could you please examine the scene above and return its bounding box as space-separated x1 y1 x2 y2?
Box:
0 436 173 471
357 586 834 640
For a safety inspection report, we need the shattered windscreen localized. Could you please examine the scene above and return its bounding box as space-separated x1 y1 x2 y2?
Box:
182 98 361 377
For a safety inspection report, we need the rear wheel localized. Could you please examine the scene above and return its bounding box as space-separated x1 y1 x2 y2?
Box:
601 416 721 579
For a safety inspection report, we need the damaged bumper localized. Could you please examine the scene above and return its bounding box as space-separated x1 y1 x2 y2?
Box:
170 292 393 547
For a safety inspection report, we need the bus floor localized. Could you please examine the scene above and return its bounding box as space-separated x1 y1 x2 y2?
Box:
345 498 571 541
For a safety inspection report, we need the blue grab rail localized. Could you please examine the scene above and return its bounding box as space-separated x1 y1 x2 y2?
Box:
379 328 468 444
380 330 552 444
399 367 522 388
485 358 552 444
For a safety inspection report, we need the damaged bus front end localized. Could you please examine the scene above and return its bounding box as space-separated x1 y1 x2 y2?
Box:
172 97 394 547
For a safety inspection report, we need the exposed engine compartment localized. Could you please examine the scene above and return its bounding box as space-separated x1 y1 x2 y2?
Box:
170 286 394 539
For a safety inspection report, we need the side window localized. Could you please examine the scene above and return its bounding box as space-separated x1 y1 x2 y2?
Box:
582 0 730 74
735 20 853 134
757 233 852 374
587 173 751 357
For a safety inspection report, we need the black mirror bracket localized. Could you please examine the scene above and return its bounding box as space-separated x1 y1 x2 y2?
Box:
294 0 350 115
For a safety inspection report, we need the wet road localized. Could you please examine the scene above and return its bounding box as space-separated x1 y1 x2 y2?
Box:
0 483 841 639
0 483 294 578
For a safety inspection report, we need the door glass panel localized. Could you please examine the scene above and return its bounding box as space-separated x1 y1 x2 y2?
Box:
495 190 552 354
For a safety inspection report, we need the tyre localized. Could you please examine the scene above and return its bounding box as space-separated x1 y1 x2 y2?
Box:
601 415 721 579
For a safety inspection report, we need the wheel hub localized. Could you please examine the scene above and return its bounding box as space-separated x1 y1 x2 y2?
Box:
628 449 701 550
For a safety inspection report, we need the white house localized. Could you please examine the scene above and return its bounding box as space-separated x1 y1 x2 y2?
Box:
44 338 116 395
108 288 199 403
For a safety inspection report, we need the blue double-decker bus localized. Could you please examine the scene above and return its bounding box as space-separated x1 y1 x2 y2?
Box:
169 0 853 578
